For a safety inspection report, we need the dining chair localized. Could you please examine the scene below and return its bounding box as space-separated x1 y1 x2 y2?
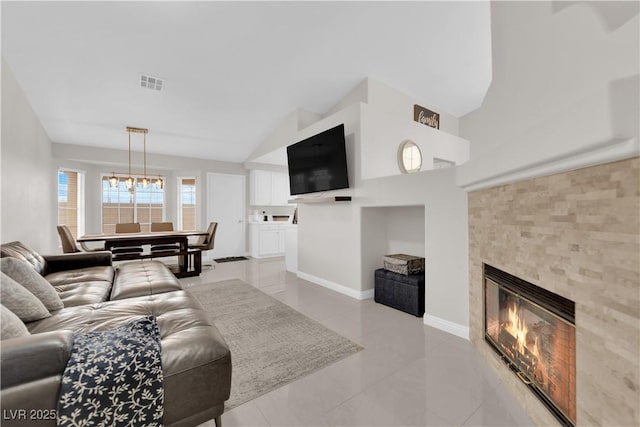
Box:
189 222 218 268
151 222 174 232
112 223 143 254
57 225 80 253
150 222 180 252
115 223 142 233
57 225 104 253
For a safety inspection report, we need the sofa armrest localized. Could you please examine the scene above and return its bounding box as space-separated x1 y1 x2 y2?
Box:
43 251 112 274
1 331 74 388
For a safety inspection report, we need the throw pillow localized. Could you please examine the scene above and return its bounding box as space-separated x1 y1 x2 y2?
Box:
57 316 163 426
1 304 30 340
0 257 64 311
1 272 51 322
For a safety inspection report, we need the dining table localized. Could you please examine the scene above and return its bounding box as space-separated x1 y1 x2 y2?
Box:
78 230 208 278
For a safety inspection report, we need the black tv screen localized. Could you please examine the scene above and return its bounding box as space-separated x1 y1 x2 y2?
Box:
287 124 349 196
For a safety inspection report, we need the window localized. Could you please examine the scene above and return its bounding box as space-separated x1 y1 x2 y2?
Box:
101 176 164 233
178 178 196 231
58 170 84 238
398 140 422 174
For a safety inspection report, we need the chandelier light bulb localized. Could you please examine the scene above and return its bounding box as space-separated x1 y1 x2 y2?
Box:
109 173 118 188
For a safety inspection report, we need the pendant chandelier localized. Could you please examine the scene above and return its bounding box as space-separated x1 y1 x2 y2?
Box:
109 127 163 190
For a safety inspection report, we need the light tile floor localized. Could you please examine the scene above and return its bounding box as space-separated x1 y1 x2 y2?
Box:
177 257 534 427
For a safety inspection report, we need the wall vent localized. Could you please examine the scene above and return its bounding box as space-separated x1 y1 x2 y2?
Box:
140 74 163 91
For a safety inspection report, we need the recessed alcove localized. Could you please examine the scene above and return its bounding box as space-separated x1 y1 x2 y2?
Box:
361 205 425 292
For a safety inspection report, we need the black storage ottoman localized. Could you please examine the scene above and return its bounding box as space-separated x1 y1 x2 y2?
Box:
374 268 425 317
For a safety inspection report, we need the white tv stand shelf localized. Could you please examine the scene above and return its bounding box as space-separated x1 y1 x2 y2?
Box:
288 196 352 204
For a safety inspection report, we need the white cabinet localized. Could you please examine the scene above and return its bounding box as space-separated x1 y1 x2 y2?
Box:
249 223 287 258
259 228 281 256
249 170 272 205
271 172 291 206
249 170 291 206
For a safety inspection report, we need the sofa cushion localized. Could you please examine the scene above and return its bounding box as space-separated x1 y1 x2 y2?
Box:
27 291 231 424
53 281 113 307
0 241 47 276
44 263 115 307
45 266 114 287
1 305 30 339
111 261 182 300
1 273 51 322
0 257 64 311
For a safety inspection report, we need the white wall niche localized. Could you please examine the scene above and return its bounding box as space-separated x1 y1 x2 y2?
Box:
361 205 425 292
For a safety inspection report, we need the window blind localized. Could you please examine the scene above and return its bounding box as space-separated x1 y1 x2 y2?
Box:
180 178 196 231
101 176 164 233
58 170 79 238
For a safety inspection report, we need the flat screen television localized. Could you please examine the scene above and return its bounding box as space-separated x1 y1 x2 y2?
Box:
287 124 349 196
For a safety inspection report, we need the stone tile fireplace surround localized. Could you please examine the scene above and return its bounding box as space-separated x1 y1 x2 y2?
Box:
468 157 639 426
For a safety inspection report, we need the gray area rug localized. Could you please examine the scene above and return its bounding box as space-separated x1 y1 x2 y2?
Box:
187 279 363 410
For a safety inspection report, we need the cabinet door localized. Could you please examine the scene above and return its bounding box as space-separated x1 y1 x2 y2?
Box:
250 170 272 206
259 229 281 255
271 172 291 206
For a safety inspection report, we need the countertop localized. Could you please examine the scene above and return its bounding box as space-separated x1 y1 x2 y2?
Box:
249 221 293 225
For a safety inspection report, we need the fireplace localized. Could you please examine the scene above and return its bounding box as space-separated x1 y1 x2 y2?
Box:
484 264 576 426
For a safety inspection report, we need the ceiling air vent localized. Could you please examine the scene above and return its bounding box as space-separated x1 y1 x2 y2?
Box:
140 74 163 91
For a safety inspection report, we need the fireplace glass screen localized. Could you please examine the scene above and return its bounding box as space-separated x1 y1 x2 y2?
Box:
484 265 576 426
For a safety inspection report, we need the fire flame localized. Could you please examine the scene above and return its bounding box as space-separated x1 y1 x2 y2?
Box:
506 304 528 354
504 303 548 385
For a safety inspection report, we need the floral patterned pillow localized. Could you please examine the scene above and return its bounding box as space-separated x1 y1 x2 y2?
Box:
57 316 164 426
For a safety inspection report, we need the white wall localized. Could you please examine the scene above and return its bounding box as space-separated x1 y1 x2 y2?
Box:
368 79 459 133
358 169 469 326
245 109 323 165
325 78 369 116
296 105 362 291
249 78 471 329
458 2 639 189
1 60 58 253
360 208 390 291
361 205 426 290
385 206 425 256
361 103 469 180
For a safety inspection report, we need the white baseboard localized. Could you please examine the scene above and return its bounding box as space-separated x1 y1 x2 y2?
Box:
423 314 470 340
297 271 374 300
360 288 375 299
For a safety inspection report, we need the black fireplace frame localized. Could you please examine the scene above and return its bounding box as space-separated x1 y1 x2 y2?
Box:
483 264 575 427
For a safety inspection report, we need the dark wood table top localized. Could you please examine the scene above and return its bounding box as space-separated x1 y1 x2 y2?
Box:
78 230 207 242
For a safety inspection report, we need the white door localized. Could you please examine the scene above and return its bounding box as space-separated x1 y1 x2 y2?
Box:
206 173 246 259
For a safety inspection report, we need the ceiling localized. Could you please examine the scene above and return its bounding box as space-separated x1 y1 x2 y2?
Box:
1 1 492 163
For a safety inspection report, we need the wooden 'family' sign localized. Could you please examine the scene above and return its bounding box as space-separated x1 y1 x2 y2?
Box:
413 104 439 129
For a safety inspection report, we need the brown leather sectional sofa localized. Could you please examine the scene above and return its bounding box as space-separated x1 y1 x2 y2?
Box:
0 241 232 427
